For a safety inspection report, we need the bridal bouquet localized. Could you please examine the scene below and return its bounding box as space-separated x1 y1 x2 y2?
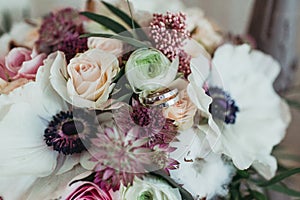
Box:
0 1 296 199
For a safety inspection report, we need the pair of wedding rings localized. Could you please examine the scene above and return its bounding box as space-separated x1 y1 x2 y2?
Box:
142 88 179 107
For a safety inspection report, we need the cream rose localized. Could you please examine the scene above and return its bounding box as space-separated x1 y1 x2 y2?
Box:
121 176 182 200
88 37 123 57
49 49 119 108
163 88 197 131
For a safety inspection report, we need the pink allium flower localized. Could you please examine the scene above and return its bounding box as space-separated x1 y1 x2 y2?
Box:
5 47 46 80
150 12 191 77
35 8 88 61
65 181 112 200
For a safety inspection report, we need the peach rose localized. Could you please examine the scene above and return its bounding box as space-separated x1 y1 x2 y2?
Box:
163 81 197 130
88 37 123 57
49 49 119 109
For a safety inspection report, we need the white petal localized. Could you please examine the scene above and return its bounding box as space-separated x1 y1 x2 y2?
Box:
0 175 37 200
47 51 73 105
0 103 58 177
253 154 277 180
23 165 87 200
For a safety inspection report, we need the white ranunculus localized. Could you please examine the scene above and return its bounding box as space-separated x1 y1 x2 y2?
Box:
170 128 235 199
208 44 291 179
121 176 182 200
49 49 119 109
125 48 179 93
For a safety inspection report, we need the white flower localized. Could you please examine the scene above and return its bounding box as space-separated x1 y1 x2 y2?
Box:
121 176 182 200
186 49 221 150
125 48 179 92
170 128 235 199
0 55 95 178
208 44 291 179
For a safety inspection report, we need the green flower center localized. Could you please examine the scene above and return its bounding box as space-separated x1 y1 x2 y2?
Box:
138 191 153 200
134 50 169 78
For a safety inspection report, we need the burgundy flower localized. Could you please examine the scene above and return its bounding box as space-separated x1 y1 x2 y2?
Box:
114 98 178 148
35 8 88 61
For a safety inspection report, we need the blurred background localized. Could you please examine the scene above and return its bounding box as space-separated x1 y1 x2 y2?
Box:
0 0 299 199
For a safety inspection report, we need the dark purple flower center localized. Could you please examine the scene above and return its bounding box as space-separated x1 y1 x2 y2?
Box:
44 110 96 155
206 87 239 124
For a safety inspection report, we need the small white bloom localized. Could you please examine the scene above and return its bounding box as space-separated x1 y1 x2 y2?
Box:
170 128 235 199
121 176 182 200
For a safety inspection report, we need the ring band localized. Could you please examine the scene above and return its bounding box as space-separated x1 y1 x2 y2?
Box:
144 88 178 104
148 94 179 107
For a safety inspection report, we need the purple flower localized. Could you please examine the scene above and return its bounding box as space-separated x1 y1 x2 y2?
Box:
35 8 88 61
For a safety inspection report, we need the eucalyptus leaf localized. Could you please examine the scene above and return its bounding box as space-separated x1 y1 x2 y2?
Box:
80 33 149 48
268 184 300 197
101 1 149 41
255 168 300 187
80 12 132 37
249 190 267 200
286 99 300 110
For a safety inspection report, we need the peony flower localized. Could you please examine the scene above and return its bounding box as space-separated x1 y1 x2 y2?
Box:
0 54 95 178
5 47 46 80
49 49 119 109
169 128 235 199
163 79 197 130
88 37 123 57
206 44 291 179
125 48 179 92
64 181 112 200
121 176 182 200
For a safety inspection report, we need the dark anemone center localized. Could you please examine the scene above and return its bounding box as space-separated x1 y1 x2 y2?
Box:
206 87 239 124
62 120 84 136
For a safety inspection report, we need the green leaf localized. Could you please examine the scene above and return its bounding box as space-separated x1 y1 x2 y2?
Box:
256 168 300 187
249 190 267 200
149 170 194 200
80 12 132 37
268 184 300 197
80 33 149 48
101 1 149 41
286 99 300 110
236 170 250 179
112 67 125 83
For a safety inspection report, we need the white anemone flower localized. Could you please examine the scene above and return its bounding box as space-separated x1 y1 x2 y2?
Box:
0 54 95 179
205 44 291 179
